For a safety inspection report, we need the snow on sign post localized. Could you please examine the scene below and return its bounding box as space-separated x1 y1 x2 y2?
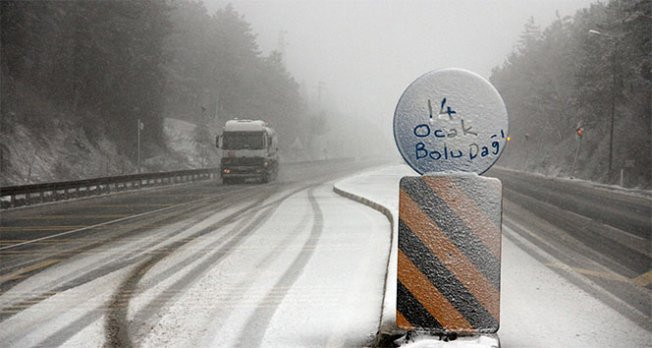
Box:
394 68 507 335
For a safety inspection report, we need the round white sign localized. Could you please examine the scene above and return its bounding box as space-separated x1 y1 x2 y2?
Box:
393 68 508 175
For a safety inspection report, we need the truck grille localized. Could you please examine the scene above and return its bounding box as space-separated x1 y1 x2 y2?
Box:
221 157 264 166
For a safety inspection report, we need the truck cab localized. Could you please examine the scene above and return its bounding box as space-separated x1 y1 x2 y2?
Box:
216 119 279 184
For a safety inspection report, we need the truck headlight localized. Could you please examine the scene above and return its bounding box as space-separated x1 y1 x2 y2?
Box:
263 161 269 167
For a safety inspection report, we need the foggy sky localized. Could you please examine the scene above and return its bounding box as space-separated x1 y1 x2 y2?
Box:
204 0 596 152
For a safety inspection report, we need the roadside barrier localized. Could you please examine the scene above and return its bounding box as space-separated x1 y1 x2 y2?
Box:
0 168 218 209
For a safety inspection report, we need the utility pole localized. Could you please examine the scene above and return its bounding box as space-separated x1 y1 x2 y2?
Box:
137 119 143 174
278 30 287 60
589 29 618 175
608 40 617 173
317 81 325 107
213 91 221 124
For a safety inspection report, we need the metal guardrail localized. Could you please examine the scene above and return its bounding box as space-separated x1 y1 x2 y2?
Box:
0 168 218 209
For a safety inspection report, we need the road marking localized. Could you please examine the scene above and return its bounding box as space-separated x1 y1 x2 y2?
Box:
91 204 172 208
0 195 219 251
503 223 652 330
632 270 652 287
0 259 60 283
544 262 631 283
6 215 132 220
0 226 88 232
505 212 650 289
0 185 261 253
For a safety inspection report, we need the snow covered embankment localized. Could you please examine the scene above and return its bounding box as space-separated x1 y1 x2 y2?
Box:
0 117 217 187
1 120 131 186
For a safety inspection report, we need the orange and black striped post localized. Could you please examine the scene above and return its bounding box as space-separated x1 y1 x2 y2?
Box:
397 173 501 334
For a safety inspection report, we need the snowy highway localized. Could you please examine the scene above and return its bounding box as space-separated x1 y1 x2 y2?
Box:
1 162 651 348
335 165 651 348
0 161 389 347
4 1 650 347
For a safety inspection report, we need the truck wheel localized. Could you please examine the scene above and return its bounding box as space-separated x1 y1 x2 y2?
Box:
223 178 233 185
261 173 269 184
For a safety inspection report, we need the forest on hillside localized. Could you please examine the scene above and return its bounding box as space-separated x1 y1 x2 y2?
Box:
491 0 651 188
1 0 309 182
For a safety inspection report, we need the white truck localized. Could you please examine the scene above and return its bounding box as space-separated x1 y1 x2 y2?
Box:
216 119 279 184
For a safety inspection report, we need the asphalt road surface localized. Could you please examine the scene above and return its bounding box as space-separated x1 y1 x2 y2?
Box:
334 164 650 347
488 167 651 333
0 160 390 347
2 162 650 348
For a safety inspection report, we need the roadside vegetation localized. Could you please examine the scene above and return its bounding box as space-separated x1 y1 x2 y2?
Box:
491 0 651 188
0 0 308 185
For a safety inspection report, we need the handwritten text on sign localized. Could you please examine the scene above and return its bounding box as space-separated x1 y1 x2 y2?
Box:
393 68 509 175
412 97 505 162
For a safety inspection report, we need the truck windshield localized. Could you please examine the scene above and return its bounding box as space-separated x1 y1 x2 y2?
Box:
222 131 264 150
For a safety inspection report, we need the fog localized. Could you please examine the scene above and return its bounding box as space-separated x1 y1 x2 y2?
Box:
205 0 596 155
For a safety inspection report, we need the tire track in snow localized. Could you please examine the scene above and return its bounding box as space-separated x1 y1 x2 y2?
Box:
37 186 300 347
103 189 276 348
196 205 312 346
236 187 324 348
104 184 317 348
4 196 240 346
1 207 209 322
130 197 281 331
0 185 254 294
0 187 257 323
8 165 373 347
131 184 317 302
33 193 265 347
0 184 249 276
37 306 104 347
132 202 271 299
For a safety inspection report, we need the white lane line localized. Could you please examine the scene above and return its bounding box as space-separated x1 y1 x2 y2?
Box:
0 207 175 251
0 187 255 252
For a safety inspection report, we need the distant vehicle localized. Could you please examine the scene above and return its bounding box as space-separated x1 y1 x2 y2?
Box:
216 119 279 184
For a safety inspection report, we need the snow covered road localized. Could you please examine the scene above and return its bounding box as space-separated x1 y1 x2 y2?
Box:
0 161 390 347
3 161 649 347
334 164 651 347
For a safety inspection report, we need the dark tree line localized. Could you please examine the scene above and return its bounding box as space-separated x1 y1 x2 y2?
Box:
1 0 306 172
163 1 306 153
491 0 651 187
1 1 170 157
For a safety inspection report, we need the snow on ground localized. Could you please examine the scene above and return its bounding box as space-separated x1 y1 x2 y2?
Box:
1 180 392 347
133 184 390 347
0 264 127 347
163 117 220 168
0 120 131 185
395 334 499 348
333 164 651 347
0 199 252 347
501 224 650 347
163 118 200 163
1 117 209 187
334 164 412 338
